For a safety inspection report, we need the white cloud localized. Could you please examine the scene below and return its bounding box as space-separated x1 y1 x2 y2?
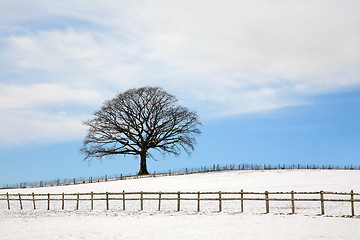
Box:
0 83 104 110
3 29 144 89
0 110 86 146
0 83 104 146
139 1 360 89
1 0 360 144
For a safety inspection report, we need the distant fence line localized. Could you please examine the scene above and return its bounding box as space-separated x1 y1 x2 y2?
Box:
0 190 359 217
2 163 360 189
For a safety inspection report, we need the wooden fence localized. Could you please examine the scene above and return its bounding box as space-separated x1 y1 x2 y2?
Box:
1 190 359 216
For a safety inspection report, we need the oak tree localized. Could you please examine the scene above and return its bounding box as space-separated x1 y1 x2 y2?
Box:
81 86 201 175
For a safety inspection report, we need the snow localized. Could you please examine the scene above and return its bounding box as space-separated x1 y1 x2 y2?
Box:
1 170 360 239
1 211 359 240
2 169 360 194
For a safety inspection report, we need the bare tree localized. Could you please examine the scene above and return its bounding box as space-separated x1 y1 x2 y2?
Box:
81 86 201 175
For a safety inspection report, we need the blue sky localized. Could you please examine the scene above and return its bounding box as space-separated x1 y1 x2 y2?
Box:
1 0 360 186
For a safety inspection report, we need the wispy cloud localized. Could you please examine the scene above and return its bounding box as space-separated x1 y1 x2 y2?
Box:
0 109 86 146
1 0 360 145
0 83 103 109
0 83 103 145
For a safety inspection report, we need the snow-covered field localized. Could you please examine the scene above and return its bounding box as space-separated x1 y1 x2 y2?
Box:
1 170 360 239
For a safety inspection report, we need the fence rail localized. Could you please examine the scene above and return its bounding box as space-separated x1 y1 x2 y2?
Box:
1 190 359 216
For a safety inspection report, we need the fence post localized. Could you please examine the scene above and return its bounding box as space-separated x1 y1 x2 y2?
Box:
320 191 324 215
91 192 94 210
18 193 23 210
76 193 79 210
62 193 65 210
197 191 201 212
169 169 171 176
140 191 143 211
265 191 269 214
47 193 50 210
240 190 244 213
105 175 107 181
122 190 126 211
158 192 161 211
350 190 354 217
6 192 10 210
106 192 109 210
177 192 181 211
73 178 76 184
32 192 36 210
291 191 295 214
219 191 222 212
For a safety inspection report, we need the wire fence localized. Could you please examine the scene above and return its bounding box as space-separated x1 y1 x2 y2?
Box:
2 163 360 190
1 190 359 217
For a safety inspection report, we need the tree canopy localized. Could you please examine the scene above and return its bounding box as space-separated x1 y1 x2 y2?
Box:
81 86 201 175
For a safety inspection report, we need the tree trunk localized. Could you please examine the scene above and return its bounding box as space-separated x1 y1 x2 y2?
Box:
138 151 149 175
